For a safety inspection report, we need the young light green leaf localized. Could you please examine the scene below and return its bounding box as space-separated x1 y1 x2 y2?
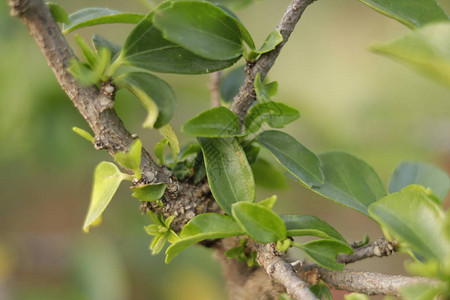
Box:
400 283 445 300
369 185 447 261
83 162 130 232
282 215 347 243
232 202 287 243
207 0 254 10
220 65 245 103
389 161 449 203
255 130 324 187
116 72 176 129
311 151 386 216
154 138 168 165
131 183 167 202
179 143 201 160
92 34 122 59
310 281 332 300
74 34 97 68
166 213 243 263
245 102 300 134
198 137 255 214
181 106 242 137
295 239 353 271
46 2 70 24
371 23 450 87
62 8 144 34
159 124 180 160
121 12 239 74
344 293 370 300
257 195 277 209
251 158 288 189
114 139 142 179
358 0 448 29
68 58 99 85
254 73 272 102
72 126 94 143
152 1 244 61
247 30 283 61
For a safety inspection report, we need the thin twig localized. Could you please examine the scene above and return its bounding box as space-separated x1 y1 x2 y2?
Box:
297 264 440 296
338 238 398 264
257 243 318 300
230 0 316 122
209 71 222 107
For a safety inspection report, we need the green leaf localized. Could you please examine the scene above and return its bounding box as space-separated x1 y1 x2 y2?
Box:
72 126 94 143
282 215 347 243
62 8 144 34
131 183 167 202
181 106 242 137
178 143 201 160
121 12 239 74
389 161 449 203
116 72 176 129
295 239 353 271
371 23 450 87
159 124 180 160
207 0 254 10
154 138 168 165
400 283 444 300
92 34 122 59
369 185 447 261
254 73 272 102
311 151 386 216
247 30 283 61
344 294 370 300
74 34 97 68
198 137 255 214
153 1 244 60
310 281 332 300
46 2 70 24
83 162 129 232
245 102 300 134
68 58 99 86
114 139 142 179
220 65 245 103
251 158 288 189
232 202 287 243
257 195 277 209
358 0 448 29
166 213 243 263
255 130 324 187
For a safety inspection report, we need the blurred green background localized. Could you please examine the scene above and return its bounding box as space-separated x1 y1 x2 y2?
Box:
1 0 449 299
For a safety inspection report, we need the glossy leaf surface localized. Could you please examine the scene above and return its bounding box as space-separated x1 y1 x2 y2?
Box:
198 137 255 214
312 152 385 216
83 162 128 232
245 102 300 134
92 34 122 59
121 13 238 74
296 239 353 271
371 23 450 87
153 1 244 60
63 8 144 34
359 0 448 28
255 130 324 187
232 202 286 243
282 215 347 243
182 106 242 137
389 162 449 203
251 158 287 189
117 72 176 129
166 213 243 263
131 183 167 202
369 185 447 261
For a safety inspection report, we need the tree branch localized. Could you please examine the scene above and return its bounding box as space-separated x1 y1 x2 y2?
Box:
7 0 220 231
337 238 398 265
230 0 316 121
297 264 440 296
257 243 318 300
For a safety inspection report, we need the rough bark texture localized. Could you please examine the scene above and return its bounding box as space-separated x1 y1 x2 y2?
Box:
8 0 441 299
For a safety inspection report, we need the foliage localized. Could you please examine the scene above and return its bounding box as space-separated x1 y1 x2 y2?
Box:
42 0 450 298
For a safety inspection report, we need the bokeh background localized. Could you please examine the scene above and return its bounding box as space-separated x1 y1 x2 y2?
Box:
1 0 449 299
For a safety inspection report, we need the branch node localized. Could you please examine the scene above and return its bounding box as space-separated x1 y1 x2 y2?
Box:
9 0 29 17
94 137 107 150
